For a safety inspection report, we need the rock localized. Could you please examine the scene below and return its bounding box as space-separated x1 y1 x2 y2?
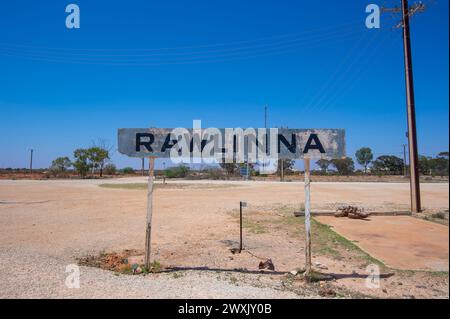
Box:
382 289 388 293
131 263 141 274
258 259 275 271
290 270 298 276
229 248 240 254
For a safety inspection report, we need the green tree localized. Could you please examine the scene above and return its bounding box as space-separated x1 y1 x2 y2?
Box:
51 156 72 172
355 147 373 173
372 155 404 175
87 147 109 177
73 149 90 177
316 159 331 174
418 156 432 175
331 158 355 175
435 152 449 176
430 157 449 176
420 153 449 176
438 152 449 159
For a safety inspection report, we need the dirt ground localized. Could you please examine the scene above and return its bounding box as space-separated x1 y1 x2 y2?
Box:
315 216 448 271
0 178 448 298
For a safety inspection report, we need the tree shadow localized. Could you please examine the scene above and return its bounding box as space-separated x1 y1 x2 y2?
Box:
160 266 287 275
329 272 395 280
160 266 394 281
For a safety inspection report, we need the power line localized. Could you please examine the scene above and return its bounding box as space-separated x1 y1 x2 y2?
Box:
0 23 366 66
317 30 397 113
0 20 363 53
300 12 401 113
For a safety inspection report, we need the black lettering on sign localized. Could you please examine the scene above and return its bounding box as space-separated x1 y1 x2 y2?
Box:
189 138 209 152
135 133 154 152
278 134 297 153
303 134 326 154
161 134 178 152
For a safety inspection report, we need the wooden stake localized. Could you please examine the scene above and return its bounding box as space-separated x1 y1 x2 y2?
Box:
304 157 312 276
144 157 155 270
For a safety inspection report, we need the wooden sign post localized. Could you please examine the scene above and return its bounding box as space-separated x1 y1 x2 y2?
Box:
303 157 312 277
144 157 156 270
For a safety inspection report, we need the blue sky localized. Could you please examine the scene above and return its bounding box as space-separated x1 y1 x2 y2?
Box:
0 0 448 169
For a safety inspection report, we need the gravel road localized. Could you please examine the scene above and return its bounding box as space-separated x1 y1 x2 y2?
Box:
0 178 448 298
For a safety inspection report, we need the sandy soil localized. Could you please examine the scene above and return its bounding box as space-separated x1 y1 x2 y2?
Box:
0 178 448 298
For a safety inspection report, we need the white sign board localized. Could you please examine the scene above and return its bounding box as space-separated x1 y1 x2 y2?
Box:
118 127 345 162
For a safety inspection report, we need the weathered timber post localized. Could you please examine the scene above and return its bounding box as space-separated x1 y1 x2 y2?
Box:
304 157 312 277
144 157 156 270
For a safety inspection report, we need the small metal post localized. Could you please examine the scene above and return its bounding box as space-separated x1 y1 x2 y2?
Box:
304 158 312 277
144 157 155 270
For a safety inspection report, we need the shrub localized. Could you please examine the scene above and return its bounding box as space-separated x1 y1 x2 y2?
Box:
121 167 135 174
164 165 189 178
103 163 117 175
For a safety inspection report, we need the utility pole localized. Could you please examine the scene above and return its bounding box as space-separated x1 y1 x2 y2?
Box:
262 105 268 174
29 149 33 175
264 105 268 131
401 0 422 213
382 0 425 213
141 158 145 176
